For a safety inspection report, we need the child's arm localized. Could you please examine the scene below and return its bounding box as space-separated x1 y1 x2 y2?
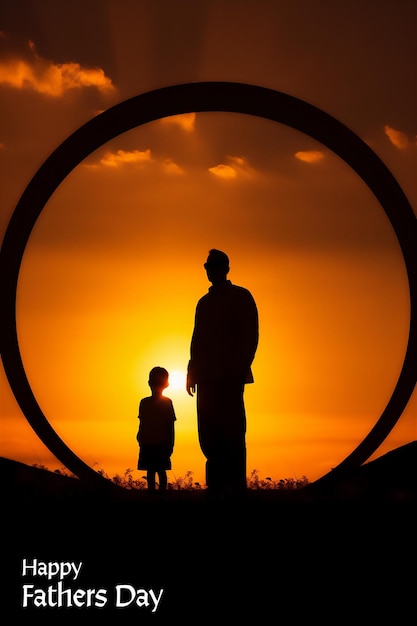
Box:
168 400 176 453
136 400 144 443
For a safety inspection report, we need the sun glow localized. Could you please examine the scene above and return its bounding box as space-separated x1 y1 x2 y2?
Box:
167 370 186 392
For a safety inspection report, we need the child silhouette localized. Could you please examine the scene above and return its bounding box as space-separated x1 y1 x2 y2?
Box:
137 367 176 492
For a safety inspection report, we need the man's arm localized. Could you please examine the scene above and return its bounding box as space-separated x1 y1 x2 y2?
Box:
187 303 201 396
232 289 259 381
186 362 196 396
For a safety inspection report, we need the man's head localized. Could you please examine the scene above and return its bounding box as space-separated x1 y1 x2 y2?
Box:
204 249 229 285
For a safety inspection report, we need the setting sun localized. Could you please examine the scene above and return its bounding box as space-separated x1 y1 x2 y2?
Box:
167 370 186 392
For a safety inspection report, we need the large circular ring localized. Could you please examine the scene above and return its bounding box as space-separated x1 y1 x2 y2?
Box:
1 82 416 487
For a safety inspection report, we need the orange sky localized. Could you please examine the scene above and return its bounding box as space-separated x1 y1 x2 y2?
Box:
1 1 416 486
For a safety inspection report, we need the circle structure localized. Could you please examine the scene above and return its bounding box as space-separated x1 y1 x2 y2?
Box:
1 82 416 486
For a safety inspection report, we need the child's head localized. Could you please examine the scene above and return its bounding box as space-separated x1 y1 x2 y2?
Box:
148 366 169 392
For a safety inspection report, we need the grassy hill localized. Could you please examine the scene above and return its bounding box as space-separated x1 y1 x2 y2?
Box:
1 440 416 504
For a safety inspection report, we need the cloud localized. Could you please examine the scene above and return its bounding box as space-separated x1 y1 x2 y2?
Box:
294 150 325 163
161 159 184 175
99 149 152 167
160 113 196 132
0 41 114 96
208 155 255 180
85 150 184 175
384 125 412 149
208 164 237 179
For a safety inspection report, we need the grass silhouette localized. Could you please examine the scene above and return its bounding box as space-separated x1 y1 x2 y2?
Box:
90 466 309 492
2 441 415 503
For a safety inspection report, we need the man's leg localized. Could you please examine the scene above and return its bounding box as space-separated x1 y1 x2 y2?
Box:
221 382 247 495
196 383 219 491
197 381 246 494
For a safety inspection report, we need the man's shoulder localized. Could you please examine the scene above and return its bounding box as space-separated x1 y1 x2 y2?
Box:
230 283 253 295
196 290 212 308
228 283 256 303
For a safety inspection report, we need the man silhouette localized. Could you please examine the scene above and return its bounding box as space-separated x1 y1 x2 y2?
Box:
186 249 259 498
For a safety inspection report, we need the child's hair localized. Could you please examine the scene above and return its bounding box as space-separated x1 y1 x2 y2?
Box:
148 366 169 388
